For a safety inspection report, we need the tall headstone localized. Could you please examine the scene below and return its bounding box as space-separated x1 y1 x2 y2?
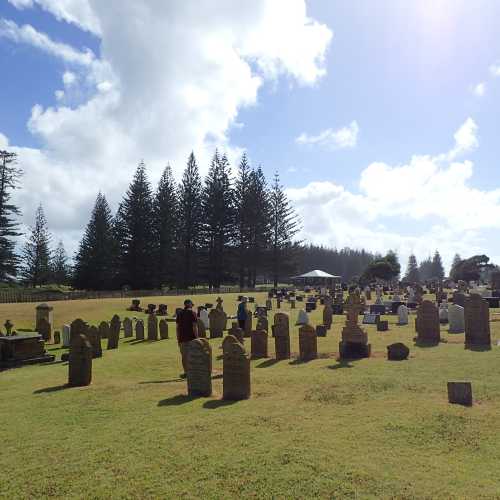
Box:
147 314 158 341
273 321 290 360
199 309 210 329
186 338 212 397
448 304 465 334
453 291 466 307
397 305 409 326
256 315 269 333
273 312 289 337
107 315 121 349
299 324 317 361
244 314 252 338
37 318 51 344
339 291 370 359
223 335 251 401
228 322 244 344
415 300 440 346
135 319 145 340
159 319 169 340
266 299 272 311
68 322 92 387
86 325 102 358
209 308 226 338
98 321 109 340
35 303 53 342
196 317 207 338
251 330 268 359
464 294 491 349
323 304 333 329
123 317 133 338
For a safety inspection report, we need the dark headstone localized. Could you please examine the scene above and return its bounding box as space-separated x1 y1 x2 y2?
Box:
147 314 158 341
159 319 169 340
186 338 212 397
273 323 290 360
87 325 102 358
135 319 144 340
415 300 440 346
251 330 268 359
299 324 317 361
464 294 491 349
107 315 121 349
447 382 472 406
223 336 251 401
68 333 92 387
387 342 409 361
316 324 327 337
377 320 389 332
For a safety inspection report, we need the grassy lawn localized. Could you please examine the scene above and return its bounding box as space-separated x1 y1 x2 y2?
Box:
2 292 500 498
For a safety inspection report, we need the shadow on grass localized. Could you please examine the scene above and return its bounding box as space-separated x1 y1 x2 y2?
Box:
128 339 147 345
255 358 280 368
289 357 316 365
465 344 492 352
212 374 223 380
139 378 183 385
203 399 238 409
33 384 68 394
158 394 196 406
327 359 354 370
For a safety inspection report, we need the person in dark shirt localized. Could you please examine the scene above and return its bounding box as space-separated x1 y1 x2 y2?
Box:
176 299 198 378
237 296 248 329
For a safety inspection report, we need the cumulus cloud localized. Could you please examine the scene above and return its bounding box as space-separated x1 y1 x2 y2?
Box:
2 1 332 253
288 119 500 272
489 62 500 77
296 121 359 150
472 82 486 97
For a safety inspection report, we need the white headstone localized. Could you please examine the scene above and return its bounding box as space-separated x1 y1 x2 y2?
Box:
200 309 210 329
62 324 71 347
296 309 310 326
448 304 465 333
439 303 449 323
397 305 408 325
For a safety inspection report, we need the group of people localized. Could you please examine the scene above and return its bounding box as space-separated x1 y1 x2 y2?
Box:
176 297 251 378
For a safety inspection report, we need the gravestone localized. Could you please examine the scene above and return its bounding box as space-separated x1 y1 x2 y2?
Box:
491 270 500 291
339 291 370 359
36 303 53 342
265 299 272 311
397 305 409 325
86 325 102 358
387 342 409 361
157 304 168 316
228 322 244 344
123 317 133 338
273 322 290 360
244 314 252 338
377 320 389 332
196 318 207 338
37 318 51 344
453 291 466 307
464 294 491 349
273 312 289 336
415 300 440 346
323 304 333 329
107 315 121 349
68 332 92 387
147 314 158 341
448 304 465 334
290 300 296 309
159 319 169 340
209 308 226 338
447 382 472 406
362 313 379 325
98 321 109 340
223 335 251 400
62 324 71 348
135 319 145 340
251 330 268 359
256 315 269 333
199 309 210 329
146 304 156 315
53 331 61 345
438 303 448 324
186 338 212 397
316 324 327 337
296 309 309 326
299 324 317 361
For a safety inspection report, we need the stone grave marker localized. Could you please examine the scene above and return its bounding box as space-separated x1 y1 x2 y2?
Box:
223 335 251 401
53 331 61 345
339 291 371 359
135 319 145 340
377 320 389 332
209 308 226 338
323 304 333 329
415 300 440 346
36 303 53 341
87 325 102 358
464 294 491 349
453 291 466 307
299 324 317 361
387 342 409 361
273 320 290 360
159 319 169 340
196 317 207 338
256 315 268 333
147 314 158 341
228 322 244 343
316 324 327 337
98 321 109 340
251 330 268 359
37 318 52 344
362 313 379 325
296 309 310 326
107 315 121 349
447 382 472 406
62 324 71 348
123 317 133 338
68 327 92 387
186 338 212 397
439 303 449 324
244 314 252 338
397 305 408 325
448 304 465 334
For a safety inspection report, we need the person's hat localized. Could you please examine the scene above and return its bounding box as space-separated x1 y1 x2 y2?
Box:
184 299 193 307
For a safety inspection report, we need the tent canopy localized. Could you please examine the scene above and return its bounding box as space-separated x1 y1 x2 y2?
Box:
291 269 341 279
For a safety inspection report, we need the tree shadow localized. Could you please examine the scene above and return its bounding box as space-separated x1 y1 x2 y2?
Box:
327 359 354 370
33 384 68 394
157 394 196 406
255 358 280 368
203 399 238 409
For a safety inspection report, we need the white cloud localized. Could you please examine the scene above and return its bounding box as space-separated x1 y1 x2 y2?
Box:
296 121 359 150
62 71 77 87
288 119 500 273
1 1 332 255
489 62 500 77
472 82 486 97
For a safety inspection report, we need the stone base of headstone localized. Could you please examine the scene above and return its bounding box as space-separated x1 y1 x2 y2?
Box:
339 341 371 360
316 325 327 337
387 342 409 361
464 341 491 351
377 320 389 332
447 381 472 406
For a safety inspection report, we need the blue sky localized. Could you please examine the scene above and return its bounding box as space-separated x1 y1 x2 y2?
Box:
1 0 500 272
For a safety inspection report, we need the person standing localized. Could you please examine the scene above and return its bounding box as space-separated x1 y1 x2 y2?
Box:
237 296 248 330
176 299 198 378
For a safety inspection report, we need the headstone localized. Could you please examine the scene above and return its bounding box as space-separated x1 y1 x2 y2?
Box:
147 314 158 341
273 312 289 336
135 319 145 340
159 319 169 340
251 330 268 359
86 325 102 358
323 304 333 329
464 294 491 349
228 322 244 343
244 314 252 338
491 270 500 290
199 309 210 329
123 317 133 338
377 320 389 332
107 315 121 349
157 304 168 316
290 300 296 309
146 304 156 315
53 331 61 345
62 324 71 348
256 315 269 333
397 305 408 325
186 338 212 397
4 319 13 336
299 324 317 361
273 322 290 360
415 300 440 346
387 342 409 361
209 308 226 338
447 382 472 406
438 303 448 324
316 324 327 337
296 309 310 326
98 321 109 340
362 313 379 325
222 336 251 401
196 318 207 338
448 304 465 334
36 303 53 341
127 299 142 312
37 318 51 344
68 331 92 387
339 291 370 359
453 291 466 307
266 299 272 311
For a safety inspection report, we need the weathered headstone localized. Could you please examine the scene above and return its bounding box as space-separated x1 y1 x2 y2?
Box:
377 320 389 332
323 304 333 329
244 313 252 338
159 319 169 340
464 294 491 349
62 324 71 348
68 330 92 387
296 309 310 326
86 325 103 358
147 314 158 341
273 321 290 360
196 317 207 338
453 291 466 307
98 321 109 340
316 324 327 337
107 315 121 349
251 330 268 359
448 304 465 334
186 338 212 397
223 335 251 400
135 319 145 340
273 312 289 337
415 300 440 346
36 303 53 342
123 317 133 338
228 322 244 343
339 291 370 359
209 308 226 338
439 303 449 324
387 342 409 361
397 305 409 325
256 315 268 333
299 324 317 361
266 299 272 311
53 331 61 345
447 382 472 406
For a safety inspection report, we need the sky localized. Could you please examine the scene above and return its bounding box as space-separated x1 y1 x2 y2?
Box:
1 0 500 274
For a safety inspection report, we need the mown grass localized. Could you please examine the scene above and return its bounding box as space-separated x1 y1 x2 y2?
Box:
2 292 500 498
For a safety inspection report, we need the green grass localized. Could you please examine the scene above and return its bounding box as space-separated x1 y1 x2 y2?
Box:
2 292 500 498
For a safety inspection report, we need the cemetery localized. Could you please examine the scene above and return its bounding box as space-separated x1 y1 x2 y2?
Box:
2 285 500 498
